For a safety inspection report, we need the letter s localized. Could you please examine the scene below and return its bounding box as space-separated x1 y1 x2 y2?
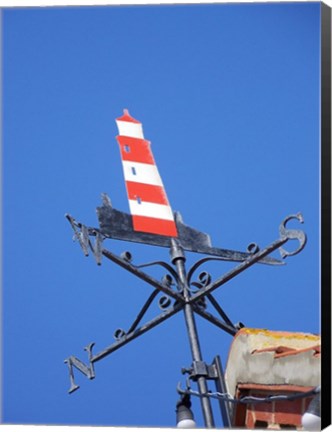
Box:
279 213 307 259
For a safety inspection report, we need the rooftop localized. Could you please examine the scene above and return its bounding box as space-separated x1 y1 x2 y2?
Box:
225 328 321 397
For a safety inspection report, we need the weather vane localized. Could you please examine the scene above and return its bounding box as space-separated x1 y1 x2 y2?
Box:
64 110 307 428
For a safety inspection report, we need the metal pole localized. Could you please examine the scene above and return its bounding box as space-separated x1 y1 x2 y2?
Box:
170 239 215 428
213 355 232 428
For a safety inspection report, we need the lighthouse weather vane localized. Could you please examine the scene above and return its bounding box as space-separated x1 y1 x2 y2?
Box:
64 110 307 428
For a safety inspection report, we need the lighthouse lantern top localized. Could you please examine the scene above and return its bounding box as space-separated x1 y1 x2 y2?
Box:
116 109 144 139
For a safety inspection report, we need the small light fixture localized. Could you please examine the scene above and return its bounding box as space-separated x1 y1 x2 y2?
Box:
176 394 196 428
302 393 321 431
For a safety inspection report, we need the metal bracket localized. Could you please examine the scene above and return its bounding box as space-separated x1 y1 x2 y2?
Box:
179 355 232 427
182 360 219 382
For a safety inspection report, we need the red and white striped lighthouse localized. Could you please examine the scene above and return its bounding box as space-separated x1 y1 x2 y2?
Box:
115 109 178 238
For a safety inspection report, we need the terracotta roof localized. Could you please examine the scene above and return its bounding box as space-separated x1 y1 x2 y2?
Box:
225 328 321 397
252 344 321 358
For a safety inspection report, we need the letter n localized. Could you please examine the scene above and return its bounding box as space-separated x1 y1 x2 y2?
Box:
64 343 95 393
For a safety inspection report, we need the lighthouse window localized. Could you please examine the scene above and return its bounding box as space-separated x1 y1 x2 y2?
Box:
124 145 130 153
136 196 142 204
131 167 137 175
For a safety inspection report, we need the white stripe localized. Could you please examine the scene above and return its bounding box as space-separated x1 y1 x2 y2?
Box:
122 161 163 186
128 200 174 221
116 120 144 138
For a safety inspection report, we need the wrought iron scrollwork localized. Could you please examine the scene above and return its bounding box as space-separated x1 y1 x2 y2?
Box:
65 212 307 397
137 260 180 284
114 328 126 341
187 257 233 287
159 295 172 310
120 251 132 262
247 242 260 254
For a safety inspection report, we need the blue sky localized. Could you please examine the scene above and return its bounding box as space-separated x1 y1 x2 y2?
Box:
2 2 321 428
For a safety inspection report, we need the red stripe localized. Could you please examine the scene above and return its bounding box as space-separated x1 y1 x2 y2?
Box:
126 181 168 205
117 136 155 165
116 110 140 124
133 215 178 237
